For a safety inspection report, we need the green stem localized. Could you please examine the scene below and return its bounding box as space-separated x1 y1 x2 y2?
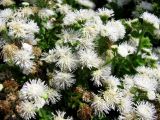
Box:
136 28 145 55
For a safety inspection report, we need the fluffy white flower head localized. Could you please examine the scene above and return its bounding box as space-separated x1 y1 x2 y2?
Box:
79 49 102 69
122 75 134 89
0 0 15 6
0 19 6 31
141 12 160 29
54 45 77 71
91 95 109 115
118 96 133 113
13 49 34 71
41 49 56 63
53 111 73 120
51 71 75 90
97 8 114 18
38 8 54 18
7 18 39 40
135 101 156 120
61 29 80 43
0 8 13 20
117 42 135 57
91 66 111 86
103 89 120 109
74 9 95 22
104 76 120 90
22 43 33 53
57 4 72 15
18 101 37 120
133 74 158 92
101 20 125 42
46 88 61 104
76 0 95 8
20 79 48 100
147 91 156 100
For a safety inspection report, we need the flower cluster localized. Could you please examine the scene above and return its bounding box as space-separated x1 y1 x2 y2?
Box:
0 0 160 120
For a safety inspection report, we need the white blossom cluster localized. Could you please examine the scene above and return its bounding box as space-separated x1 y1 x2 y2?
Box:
0 0 160 120
18 79 61 120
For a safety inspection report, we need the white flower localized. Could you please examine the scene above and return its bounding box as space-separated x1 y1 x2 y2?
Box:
0 84 3 91
19 79 48 100
141 12 160 29
100 20 126 42
57 4 72 15
136 66 156 78
27 20 39 33
74 9 95 22
7 18 39 40
0 19 6 31
20 7 34 17
38 8 55 18
117 42 135 57
119 112 135 120
63 9 95 25
0 0 15 6
63 12 77 25
13 7 34 19
91 66 111 87
146 53 159 61
103 89 120 109
147 91 156 100
78 37 94 49
18 101 37 120
140 1 153 11
22 43 33 53
41 49 56 63
61 29 80 43
104 76 120 90
54 45 77 71
122 75 134 89
0 8 13 20
22 2 30 6
78 49 102 69
133 74 158 92
91 95 109 116
46 88 61 104
13 49 34 71
135 101 156 120
97 8 114 18
53 45 70 58
154 29 160 39
14 7 34 18
129 37 139 47
156 94 160 103
82 16 102 38
56 53 77 71
43 20 54 29
50 71 75 90
34 97 46 109
53 111 73 120
7 19 26 38
118 96 133 113
76 0 95 8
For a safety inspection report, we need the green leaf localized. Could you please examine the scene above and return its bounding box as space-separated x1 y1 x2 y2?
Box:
141 36 152 48
38 108 52 120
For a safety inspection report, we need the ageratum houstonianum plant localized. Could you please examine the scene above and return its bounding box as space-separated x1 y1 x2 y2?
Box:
0 0 160 120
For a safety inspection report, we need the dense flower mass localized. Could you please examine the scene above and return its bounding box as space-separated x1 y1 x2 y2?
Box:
0 0 160 120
